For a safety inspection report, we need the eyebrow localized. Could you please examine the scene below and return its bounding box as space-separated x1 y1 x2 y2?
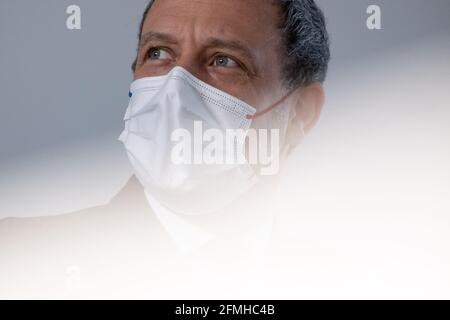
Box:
139 31 178 50
139 32 255 62
204 37 255 62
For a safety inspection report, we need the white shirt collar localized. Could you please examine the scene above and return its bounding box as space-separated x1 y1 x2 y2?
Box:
144 190 214 256
144 190 274 257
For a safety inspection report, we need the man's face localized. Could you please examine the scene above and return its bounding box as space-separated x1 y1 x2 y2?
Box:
133 0 287 111
125 0 325 213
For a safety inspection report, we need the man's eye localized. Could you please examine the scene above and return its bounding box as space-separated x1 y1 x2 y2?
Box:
213 56 239 68
147 48 172 60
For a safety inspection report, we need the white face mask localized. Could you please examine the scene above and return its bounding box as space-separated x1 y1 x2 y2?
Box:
119 66 289 215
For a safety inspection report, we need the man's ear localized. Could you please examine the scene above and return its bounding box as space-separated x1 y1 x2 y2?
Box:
286 82 325 148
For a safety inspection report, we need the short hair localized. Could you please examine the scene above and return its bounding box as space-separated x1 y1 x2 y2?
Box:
131 0 330 89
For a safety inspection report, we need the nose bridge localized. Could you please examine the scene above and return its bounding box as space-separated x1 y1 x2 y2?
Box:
173 29 209 84
176 58 200 80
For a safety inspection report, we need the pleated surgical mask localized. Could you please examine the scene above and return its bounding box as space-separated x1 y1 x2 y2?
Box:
119 66 295 215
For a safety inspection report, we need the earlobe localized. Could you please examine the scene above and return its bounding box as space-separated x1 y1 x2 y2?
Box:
285 82 325 149
293 82 325 133
299 82 325 134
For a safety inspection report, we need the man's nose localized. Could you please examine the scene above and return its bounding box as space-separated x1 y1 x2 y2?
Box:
175 52 209 84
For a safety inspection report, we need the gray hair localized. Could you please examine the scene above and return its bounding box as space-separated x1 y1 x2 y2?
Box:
132 0 330 89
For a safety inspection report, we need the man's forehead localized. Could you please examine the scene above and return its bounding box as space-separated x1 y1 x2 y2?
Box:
143 0 280 46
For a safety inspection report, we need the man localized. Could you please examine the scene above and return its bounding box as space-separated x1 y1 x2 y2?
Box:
0 0 329 298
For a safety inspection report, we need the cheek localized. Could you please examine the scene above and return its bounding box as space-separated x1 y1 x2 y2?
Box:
207 73 261 107
134 64 175 80
212 72 281 109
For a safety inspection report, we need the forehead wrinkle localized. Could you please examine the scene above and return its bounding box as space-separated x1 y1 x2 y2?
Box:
144 0 279 44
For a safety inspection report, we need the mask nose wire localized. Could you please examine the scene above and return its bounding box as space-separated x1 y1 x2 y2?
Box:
246 89 297 120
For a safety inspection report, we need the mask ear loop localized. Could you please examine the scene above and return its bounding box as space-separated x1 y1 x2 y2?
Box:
246 89 298 120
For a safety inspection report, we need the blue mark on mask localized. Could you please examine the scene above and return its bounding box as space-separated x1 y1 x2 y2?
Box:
128 91 133 98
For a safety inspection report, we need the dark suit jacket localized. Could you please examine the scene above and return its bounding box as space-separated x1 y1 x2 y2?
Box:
0 176 280 299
